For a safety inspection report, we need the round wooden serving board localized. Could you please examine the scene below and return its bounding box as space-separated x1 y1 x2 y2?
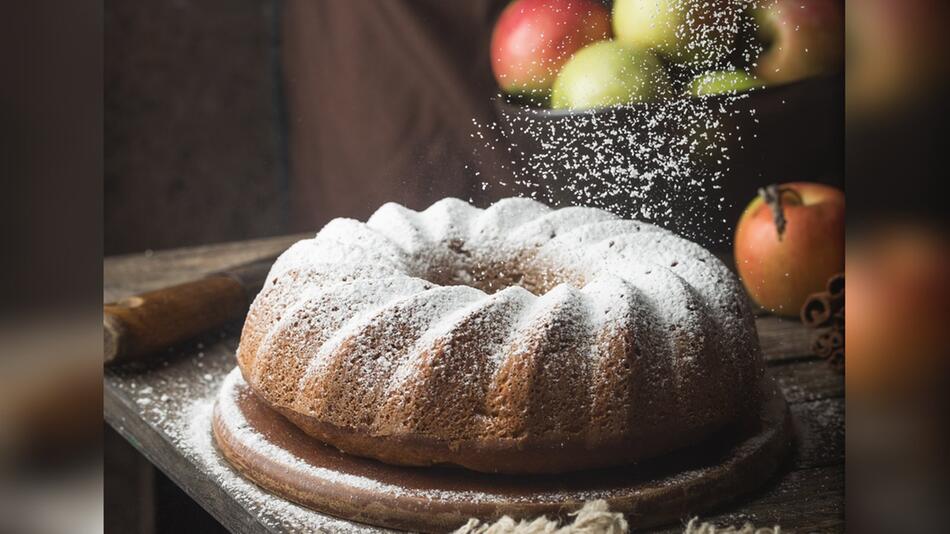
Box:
212 368 792 532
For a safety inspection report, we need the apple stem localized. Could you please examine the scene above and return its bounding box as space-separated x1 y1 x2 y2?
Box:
758 184 801 241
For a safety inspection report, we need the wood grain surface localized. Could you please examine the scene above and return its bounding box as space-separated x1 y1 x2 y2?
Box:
213 371 792 533
103 236 844 533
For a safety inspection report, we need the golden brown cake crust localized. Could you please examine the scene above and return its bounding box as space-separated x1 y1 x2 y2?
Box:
236 198 764 474
254 382 731 474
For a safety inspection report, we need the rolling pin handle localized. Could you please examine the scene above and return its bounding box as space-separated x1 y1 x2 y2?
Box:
103 275 249 365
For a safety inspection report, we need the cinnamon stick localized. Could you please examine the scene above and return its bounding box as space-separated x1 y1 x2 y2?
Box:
812 329 835 358
802 273 845 371
802 292 831 327
832 306 844 326
826 328 844 349
826 272 845 299
812 328 845 371
828 347 845 372
800 272 845 328
801 291 844 328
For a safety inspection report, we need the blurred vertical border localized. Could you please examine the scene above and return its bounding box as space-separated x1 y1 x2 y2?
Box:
847 0 950 532
0 1 103 533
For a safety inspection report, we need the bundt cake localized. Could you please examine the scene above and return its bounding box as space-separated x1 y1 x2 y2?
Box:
236 197 764 474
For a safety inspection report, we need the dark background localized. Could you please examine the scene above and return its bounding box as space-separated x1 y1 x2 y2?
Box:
104 0 515 256
105 0 287 255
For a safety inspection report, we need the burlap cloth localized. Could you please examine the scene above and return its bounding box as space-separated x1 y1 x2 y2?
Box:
453 500 781 534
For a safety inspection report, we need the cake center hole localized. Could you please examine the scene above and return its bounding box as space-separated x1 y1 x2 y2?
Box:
418 241 580 296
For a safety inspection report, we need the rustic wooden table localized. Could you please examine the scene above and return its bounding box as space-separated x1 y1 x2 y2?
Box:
104 235 844 533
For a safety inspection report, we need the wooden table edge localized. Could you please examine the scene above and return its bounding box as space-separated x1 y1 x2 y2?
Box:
104 380 274 534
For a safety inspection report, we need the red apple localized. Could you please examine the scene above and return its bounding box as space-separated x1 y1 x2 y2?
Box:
490 0 611 99
735 182 845 316
754 0 844 84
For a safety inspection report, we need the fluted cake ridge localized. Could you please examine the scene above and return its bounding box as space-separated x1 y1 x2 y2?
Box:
236 197 764 474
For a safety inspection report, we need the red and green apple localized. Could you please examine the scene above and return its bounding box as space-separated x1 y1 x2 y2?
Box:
550 40 671 110
612 0 743 67
735 182 845 317
491 0 611 100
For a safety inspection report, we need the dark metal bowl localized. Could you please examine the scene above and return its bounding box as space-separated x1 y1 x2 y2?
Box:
490 75 843 248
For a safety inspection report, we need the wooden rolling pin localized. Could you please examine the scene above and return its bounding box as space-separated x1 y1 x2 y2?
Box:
103 256 277 364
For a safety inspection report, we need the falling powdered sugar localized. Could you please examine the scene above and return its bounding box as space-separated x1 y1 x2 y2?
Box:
471 0 771 245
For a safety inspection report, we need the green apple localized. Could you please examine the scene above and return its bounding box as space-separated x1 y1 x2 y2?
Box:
550 41 671 110
612 0 741 67
688 70 763 96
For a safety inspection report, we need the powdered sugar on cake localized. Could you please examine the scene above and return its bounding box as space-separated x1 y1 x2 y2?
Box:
237 197 764 474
